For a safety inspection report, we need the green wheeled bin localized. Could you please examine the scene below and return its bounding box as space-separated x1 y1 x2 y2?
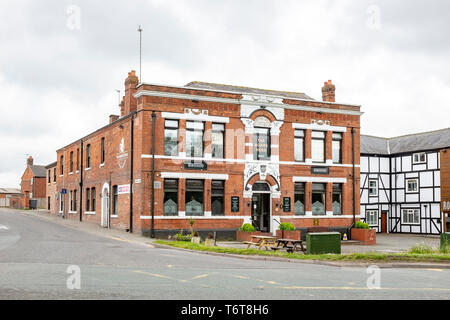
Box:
306 232 341 255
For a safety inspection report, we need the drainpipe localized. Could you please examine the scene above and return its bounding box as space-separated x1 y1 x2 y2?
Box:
151 111 156 238
79 139 83 222
351 127 356 228
129 114 135 233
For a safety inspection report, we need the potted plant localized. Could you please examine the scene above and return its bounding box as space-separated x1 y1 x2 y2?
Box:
204 233 216 246
276 222 301 240
191 231 201 244
351 221 376 245
236 223 260 242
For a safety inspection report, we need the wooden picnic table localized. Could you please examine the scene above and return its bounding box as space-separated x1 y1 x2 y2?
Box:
272 238 306 254
243 235 277 250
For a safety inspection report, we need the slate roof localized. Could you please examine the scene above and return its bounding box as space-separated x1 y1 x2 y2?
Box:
185 81 315 101
0 188 22 194
29 165 47 178
361 128 450 155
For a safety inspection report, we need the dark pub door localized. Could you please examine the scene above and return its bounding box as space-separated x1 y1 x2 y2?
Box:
252 193 271 232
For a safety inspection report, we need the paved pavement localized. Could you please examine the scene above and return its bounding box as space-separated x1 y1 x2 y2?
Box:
218 234 441 254
1 208 450 300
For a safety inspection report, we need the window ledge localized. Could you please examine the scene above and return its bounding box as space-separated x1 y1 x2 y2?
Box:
68 211 77 214
100 163 105 168
110 215 118 219
85 168 91 171
84 211 96 215
69 172 73 175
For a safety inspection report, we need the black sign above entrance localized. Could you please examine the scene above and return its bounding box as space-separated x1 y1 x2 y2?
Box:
311 167 330 175
231 197 240 212
184 161 207 170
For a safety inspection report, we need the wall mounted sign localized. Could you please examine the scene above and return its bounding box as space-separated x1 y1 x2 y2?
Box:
231 196 240 212
117 184 130 195
61 189 67 194
443 200 450 213
283 197 291 212
311 167 330 175
184 161 207 170
116 137 129 169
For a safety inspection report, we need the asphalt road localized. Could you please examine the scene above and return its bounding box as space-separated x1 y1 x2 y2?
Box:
0 208 449 300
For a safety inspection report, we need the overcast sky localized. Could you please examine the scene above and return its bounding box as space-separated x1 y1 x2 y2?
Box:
1 0 449 188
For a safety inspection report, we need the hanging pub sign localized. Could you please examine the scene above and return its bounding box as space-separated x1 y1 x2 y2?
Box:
311 167 330 175
283 197 291 212
231 196 240 212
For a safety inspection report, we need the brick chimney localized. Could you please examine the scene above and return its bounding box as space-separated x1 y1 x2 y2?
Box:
123 70 139 115
110 114 119 124
27 156 33 166
322 80 336 102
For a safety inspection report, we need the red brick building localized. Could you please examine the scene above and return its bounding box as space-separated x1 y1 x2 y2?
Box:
55 71 362 239
20 156 47 209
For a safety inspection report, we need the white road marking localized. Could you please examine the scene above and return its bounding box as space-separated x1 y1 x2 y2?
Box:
0 225 9 231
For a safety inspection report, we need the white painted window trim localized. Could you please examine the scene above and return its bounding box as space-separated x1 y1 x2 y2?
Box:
141 154 360 168
140 215 360 220
292 176 347 183
162 111 229 123
406 178 419 193
366 210 378 226
292 122 347 132
401 208 420 225
368 179 378 197
412 152 426 164
160 172 229 180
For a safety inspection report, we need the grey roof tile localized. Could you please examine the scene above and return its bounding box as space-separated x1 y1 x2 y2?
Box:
185 81 315 101
361 128 450 155
29 165 47 177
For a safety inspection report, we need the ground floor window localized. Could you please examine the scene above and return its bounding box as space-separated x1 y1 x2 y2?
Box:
294 182 305 215
185 180 204 216
366 210 378 226
113 185 118 216
91 188 96 212
312 183 326 215
86 188 90 212
332 184 342 215
164 179 178 216
59 193 64 212
48 197 50 210
402 208 420 224
211 180 225 216
73 190 77 212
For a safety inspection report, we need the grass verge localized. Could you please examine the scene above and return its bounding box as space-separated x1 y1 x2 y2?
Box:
155 240 450 263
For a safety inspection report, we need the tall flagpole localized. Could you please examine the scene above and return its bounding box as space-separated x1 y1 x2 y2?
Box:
138 25 142 82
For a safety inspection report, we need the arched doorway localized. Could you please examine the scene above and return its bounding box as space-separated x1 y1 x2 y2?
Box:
251 182 272 232
101 183 110 228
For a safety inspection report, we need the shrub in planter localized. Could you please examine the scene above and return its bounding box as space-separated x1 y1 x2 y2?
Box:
236 223 261 242
351 221 376 245
239 223 256 232
276 222 301 240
